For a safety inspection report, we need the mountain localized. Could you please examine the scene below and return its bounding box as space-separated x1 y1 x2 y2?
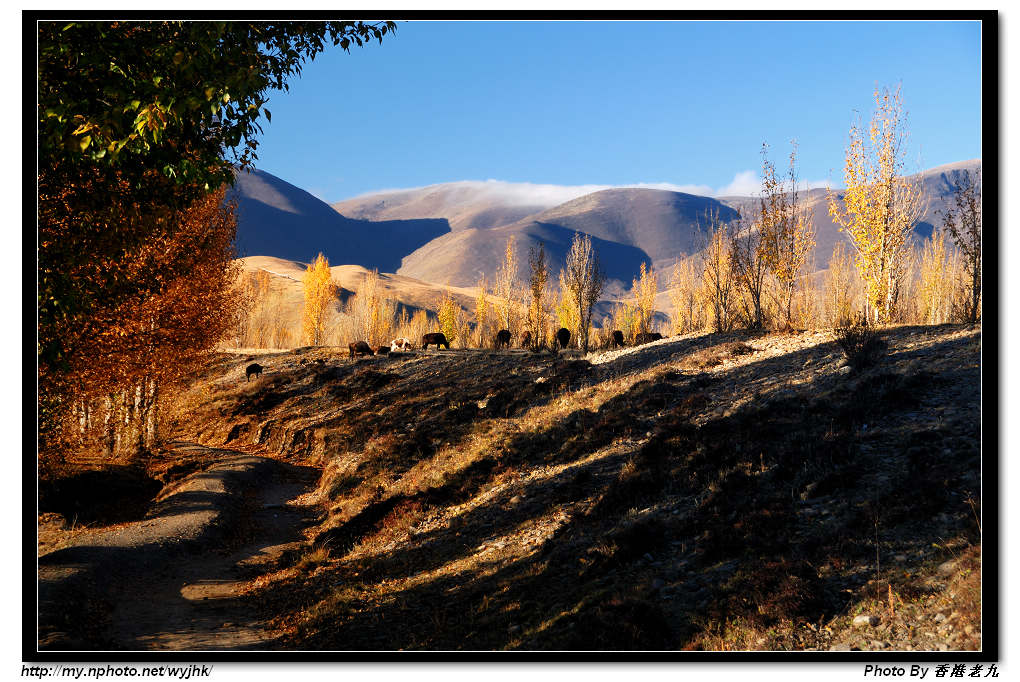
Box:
395 221 653 297
395 188 739 292
228 169 450 272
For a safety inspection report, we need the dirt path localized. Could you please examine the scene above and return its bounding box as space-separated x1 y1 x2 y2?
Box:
38 444 320 651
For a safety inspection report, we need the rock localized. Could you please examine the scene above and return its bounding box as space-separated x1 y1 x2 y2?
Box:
937 559 957 576
933 612 947 623
853 614 880 628
838 366 852 375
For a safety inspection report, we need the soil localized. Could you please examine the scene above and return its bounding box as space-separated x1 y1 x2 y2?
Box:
38 444 319 651
36 324 984 652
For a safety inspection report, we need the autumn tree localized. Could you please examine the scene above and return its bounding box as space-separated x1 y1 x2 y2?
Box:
727 212 768 330
700 221 736 333
38 22 395 464
556 270 581 346
527 243 551 348
39 187 241 466
438 289 462 346
828 84 924 323
668 257 701 334
495 236 520 333
759 142 815 329
823 241 857 327
302 253 337 346
939 169 982 323
474 275 492 348
563 232 606 353
632 262 658 335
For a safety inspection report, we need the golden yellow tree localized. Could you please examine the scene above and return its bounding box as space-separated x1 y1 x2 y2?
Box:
438 288 460 346
828 84 924 323
668 257 700 334
700 222 736 333
475 274 491 348
528 243 551 347
759 141 815 329
824 241 857 326
632 262 658 335
495 235 519 333
556 268 581 343
918 230 954 325
302 252 337 346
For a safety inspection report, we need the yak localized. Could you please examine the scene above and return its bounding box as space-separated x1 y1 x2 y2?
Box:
495 329 512 349
245 363 263 381
634 332 663 345
349 341 374 358
611 330 625 348
556 327 571 350
421 332 450 350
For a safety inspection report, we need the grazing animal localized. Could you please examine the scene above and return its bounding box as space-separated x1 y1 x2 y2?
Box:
421 332 450 350
375 345 391 355
390 337 413 353
349 340 374 358
245 363 263 382
611 330 625 348
556 327 571 350
495 329 512 350
634 332 663 345
520 330 532 349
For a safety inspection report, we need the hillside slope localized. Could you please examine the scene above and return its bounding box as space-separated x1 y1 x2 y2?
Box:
170 323 981 651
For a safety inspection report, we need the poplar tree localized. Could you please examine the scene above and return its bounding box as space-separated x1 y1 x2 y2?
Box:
828 84 924 323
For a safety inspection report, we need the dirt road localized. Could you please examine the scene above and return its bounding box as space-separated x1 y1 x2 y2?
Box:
37 443 319 651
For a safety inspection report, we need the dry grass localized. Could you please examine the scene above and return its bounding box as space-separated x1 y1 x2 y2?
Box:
159 323 982 651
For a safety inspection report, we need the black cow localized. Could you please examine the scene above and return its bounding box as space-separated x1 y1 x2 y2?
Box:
556 327 571 350
634 332 663 345
349 341 374 358
611 330 625 348
245 363 263 381
520 330 532 349
495 329 511 349
421 332 450 350
375 345 391 355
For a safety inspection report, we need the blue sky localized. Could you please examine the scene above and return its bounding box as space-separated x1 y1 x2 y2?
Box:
248 20 983 203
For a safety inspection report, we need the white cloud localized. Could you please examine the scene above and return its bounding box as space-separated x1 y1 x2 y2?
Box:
345 170 826 206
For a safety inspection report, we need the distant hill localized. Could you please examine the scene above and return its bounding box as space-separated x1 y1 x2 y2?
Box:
228 169 449 272
397 189 740 292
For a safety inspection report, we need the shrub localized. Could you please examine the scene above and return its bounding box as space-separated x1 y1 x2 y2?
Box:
833 314 887 371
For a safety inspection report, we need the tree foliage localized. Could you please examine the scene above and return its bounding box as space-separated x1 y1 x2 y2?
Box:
563 232 605 353
39 21 395 201
828 84 924 323
38 187 241 466
302 253 337 345
758 142 815 329
632 262 658 335
527 243 551 347
495 236 520 333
